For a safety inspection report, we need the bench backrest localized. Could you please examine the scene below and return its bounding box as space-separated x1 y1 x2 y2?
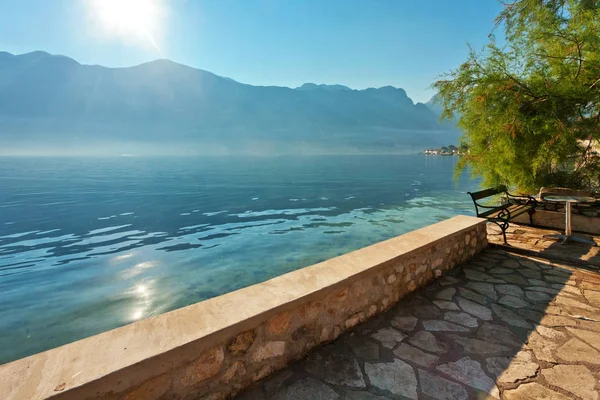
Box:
468 185 507 201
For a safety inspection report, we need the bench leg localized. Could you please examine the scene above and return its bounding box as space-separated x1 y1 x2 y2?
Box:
501 223 508 244
493 221 509 244
528 209 535 226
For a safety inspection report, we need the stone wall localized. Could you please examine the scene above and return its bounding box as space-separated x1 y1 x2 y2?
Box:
510 197 600 217
0 216 487 400
511 200 600 235
537 200 600 217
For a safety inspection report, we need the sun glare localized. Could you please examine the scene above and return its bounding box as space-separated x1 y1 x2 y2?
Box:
87 0 164 51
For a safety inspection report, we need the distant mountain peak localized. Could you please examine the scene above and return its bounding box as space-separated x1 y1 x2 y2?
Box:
20 50 52 57
5 51 80 66
146 58 187 67
135 58 192 70
375 85 407 94
297 83 352 91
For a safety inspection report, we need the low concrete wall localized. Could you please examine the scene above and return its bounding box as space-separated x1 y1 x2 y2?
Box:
0 215 487 400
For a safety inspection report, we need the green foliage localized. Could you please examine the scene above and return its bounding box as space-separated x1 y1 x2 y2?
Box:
435 0 600 192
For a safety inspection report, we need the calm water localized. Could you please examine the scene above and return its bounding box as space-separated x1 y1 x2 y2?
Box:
0 155 479 364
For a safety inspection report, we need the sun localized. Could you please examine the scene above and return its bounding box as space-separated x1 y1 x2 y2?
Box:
87 0 164 51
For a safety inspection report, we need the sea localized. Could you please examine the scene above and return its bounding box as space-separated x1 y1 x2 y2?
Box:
0 155 480 364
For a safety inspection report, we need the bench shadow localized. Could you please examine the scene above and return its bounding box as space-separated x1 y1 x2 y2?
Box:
538 233 600 270
237 248 597 399
489 222 600 272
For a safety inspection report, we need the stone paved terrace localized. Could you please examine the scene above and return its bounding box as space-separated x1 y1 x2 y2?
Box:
487 224 600 268
236 240 600 399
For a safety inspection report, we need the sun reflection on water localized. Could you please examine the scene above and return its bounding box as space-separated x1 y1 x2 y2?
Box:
128 280 154 321
111 252 135 263
135 261 157 269
131 310 144 320
136 284 147 294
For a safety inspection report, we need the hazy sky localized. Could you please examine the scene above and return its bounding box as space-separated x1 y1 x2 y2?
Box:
0 0 503 103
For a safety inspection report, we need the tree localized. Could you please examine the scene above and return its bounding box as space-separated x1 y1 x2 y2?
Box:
434 0 600 192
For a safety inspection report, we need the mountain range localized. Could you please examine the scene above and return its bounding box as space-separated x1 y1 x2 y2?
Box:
0 51 456 155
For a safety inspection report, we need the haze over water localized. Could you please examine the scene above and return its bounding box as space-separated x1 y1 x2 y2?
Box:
0 154 478 363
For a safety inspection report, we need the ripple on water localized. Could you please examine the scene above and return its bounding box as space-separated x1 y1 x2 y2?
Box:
406 196 440 205
0 230 40 239
233 207 335 218
87 225 132 236
63 230 145 247
36 229 61 235
0 234 76 249
202 210 228 217
180 224 211 231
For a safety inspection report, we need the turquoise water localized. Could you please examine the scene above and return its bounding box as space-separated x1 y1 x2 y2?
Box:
0 155 479 364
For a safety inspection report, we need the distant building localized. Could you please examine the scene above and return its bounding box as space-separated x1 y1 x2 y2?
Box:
423 145 467 155
424 148 439 154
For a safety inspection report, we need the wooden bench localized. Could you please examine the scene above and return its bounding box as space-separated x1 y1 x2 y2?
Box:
468 186 537 244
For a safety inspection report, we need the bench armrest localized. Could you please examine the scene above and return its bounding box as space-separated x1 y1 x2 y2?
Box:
471 202 509 218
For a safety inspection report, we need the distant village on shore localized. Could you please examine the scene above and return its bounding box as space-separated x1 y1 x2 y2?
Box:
422 144 467 155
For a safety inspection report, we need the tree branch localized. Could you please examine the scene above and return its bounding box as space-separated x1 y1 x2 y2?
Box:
574 39 583 80
534 53 585 63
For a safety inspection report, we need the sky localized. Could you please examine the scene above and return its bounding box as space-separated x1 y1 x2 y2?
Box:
0 0 504 103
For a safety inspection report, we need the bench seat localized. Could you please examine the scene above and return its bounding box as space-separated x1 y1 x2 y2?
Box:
479 203 534 219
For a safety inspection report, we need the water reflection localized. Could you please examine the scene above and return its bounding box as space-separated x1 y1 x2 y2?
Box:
129 282 152 321
135 261 157 269
136 284 148 294
112 252 134 262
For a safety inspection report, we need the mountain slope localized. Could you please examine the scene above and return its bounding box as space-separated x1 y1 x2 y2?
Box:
0 51 458 155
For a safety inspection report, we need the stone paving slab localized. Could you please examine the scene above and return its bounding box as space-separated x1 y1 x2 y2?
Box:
236 247 600 400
